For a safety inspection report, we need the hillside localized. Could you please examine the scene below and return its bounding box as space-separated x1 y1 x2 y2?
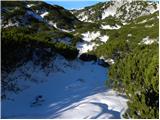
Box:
72 0 158 23
1 0 159 119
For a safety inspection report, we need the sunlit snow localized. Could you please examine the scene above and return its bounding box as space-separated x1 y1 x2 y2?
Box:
101 24 121 30
40 12 49 18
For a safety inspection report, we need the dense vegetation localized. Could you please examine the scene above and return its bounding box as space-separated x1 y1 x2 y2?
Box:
1 0 159 119
109 44 159 118
93 11 158 59
2 27 78 72
93 12 159 118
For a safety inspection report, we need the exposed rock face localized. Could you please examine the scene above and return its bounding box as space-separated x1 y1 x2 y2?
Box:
79 53 97 61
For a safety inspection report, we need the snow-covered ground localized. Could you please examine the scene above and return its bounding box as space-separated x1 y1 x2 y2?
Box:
76 42 97 55
99 35 109 42
48 21 75 33
101 24 121 30
139 36 157 45
76 31 109 55
55 37 72 45
82 31 101 42
27 4 35 8
40 12 49 18
2 55 127 119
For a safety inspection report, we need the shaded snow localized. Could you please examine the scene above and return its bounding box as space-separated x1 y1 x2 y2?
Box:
2 55 127 119
26 10 43 21
56 37 72 45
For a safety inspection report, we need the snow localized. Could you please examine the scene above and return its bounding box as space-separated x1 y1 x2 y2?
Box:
99 35 109 42
40 12 49 18
145 24 154 28
26 10 43 21
76 32 110 55
56 37 71 45
127 34 132 37
102 1 124 19
77 12 89 22
2 55 127 119
145 3 159 14
76 42 97 55
102 7 116 19
101 24 121 30
105 58 115 65
139 36 157 45
76 31 108 55
27 4 34 8
48 21 75 33
82 31 101 42
137 19 147 24
100 56 115 65
3 21 19 28
122 22 128 25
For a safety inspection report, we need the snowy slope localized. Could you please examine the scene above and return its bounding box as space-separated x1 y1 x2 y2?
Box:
76 31 109 55
2 55 127 119
72 0 158 23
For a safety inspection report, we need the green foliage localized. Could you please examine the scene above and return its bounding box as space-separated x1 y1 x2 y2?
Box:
90 11 159 119
93 12 159 59
98 17 123 26
2 27 78 72
29 1 80 30
109 44 159 118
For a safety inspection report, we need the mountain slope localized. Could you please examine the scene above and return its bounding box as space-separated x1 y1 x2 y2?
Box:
1 55 127 119
1 0 159 119
1 1 81 31
72 0 158 23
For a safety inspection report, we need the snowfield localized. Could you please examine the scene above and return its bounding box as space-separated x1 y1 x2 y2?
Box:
2 55 127 119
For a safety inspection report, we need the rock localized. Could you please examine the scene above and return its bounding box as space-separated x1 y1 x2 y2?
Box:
79 53 97 61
